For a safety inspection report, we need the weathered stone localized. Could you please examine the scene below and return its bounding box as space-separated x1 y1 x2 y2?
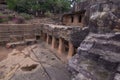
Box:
0 24 89 48
117 65 120 73
68 32 120 80
114 73 120 80
42 24 89 47
0 44 71 80
72 0 120 33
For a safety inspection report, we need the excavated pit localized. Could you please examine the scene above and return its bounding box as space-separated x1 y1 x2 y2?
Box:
21 64 38 71
0 24 89 61
0 23 89 80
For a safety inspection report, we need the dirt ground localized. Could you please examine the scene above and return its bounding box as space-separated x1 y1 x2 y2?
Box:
0 42 71 80
0 46 28 62
0 47 12 61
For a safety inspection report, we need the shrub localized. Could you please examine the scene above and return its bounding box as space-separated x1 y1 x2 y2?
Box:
45 11 53 18
12 17 25 24
8 15 14 20
6 0 18 10
20 13 33 20
0 18 3 23
0 16 9 23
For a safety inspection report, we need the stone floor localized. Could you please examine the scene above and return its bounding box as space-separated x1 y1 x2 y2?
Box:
0 42 71 80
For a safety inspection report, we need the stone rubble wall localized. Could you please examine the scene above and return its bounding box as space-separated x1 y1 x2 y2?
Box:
0 24 89 47
0 24 40 43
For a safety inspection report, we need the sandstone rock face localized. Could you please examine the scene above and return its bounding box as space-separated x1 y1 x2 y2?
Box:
41 24 89 47
68 32 120 80
0 24 89 48
68 0 120 80
78 0 120 32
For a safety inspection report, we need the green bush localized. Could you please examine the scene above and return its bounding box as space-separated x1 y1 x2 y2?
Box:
0 18 3 23
0 17 8 23
45 11 53 18
8 15 14 20
6 0 18 10
0 13 9 23
20 13 33 20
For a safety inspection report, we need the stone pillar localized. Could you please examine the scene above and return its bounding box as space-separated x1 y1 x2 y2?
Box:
58 38 65 55
67 41 74 60
52 36 56 49
43 33 46 41
74 15 78 24
46 34 49 44
41 32 43 40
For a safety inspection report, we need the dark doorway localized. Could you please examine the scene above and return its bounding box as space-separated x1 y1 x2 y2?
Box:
64 39 69 55
36 35 40 40
79 15 82 23
44 33 47 40
48 35 52 44
55 38 59 49
71 15 74 23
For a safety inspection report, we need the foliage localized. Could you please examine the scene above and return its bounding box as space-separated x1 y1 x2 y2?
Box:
6 0 18 9
6 0 71 15
20 13 33 20
0 16 9 23
0 17 4 23
0 13 9 23
45 11 53 18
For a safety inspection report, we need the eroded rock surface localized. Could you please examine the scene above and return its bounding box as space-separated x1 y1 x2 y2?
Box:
0 43 71 80
77 0 120 32
68 32 120 80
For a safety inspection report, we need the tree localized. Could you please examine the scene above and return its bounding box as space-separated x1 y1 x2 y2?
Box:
6 0 19 9
6 0 71 15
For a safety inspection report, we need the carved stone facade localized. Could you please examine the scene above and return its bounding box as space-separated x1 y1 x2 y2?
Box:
68 0 120 80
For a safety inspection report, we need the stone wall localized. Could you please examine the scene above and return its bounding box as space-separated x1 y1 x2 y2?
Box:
40 24 89 47
0 24 89 60
62 14 83 27
0 24 41 43
0 24 89 47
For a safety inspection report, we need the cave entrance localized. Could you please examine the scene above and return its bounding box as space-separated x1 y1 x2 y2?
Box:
78 10 86 23
44 33 47 41
55 38 59 49
48 35 52 45
63 39 69 56
36 35 40 40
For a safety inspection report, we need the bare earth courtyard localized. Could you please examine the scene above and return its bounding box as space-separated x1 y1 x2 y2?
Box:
0 42 71 80
0 47 12 62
